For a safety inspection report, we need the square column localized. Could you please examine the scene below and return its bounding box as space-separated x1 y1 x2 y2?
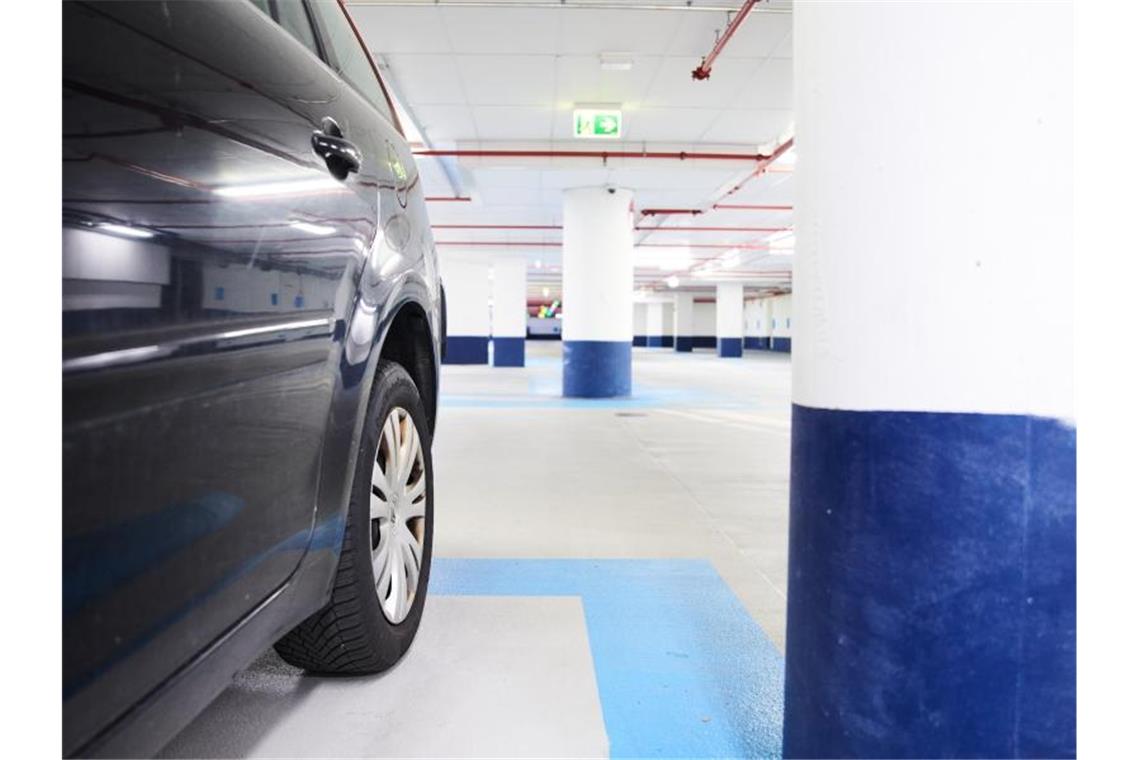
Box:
491 256 527 367
440 255 489 365
645 302 673 347
715 283 744 357
673 293 694 351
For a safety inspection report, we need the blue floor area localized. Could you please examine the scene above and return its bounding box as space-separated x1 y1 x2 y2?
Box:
432 559 785 758
440 353 761 410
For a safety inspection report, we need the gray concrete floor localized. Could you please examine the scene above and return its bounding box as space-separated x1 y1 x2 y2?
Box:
162 341 791 758
435 342 792 650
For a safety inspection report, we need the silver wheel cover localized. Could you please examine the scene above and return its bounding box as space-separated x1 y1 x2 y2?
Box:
370 406 427 624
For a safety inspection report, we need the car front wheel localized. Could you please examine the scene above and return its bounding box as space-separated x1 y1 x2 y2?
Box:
275 360 434 673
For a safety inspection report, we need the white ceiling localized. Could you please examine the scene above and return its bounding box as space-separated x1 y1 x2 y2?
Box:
348 0 796 298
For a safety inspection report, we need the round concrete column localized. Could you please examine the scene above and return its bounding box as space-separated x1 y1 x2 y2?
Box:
562 187 634 397
673 293 694 352
440 255 489 365
715 283 743 357
786 3 1074 758
491 256 527 367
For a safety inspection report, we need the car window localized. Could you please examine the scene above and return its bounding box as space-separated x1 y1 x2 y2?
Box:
273 0 322 58
246 0 322 59
308 0 396 124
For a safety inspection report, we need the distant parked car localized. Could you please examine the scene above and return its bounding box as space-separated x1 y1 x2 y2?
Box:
63 1 443 755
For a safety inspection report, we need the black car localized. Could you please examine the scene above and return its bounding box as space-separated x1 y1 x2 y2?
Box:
62 1 443 755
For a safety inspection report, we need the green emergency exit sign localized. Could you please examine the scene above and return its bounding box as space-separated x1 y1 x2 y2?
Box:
573 109 622 139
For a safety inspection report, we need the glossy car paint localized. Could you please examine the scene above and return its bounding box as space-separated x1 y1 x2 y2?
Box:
62 2 441 755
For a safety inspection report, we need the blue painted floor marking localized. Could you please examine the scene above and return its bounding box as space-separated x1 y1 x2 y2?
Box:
431 559 785 758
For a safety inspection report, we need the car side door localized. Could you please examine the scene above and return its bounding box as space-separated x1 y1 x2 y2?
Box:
62 1 384 752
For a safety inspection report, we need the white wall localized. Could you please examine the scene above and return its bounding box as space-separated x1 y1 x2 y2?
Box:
633 302 647 335
693 301 716 335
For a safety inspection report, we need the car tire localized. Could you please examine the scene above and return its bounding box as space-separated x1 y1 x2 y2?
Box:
274 360 434 674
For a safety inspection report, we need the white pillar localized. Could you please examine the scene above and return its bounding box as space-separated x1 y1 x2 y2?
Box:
785 2 1073 757
771 294 791 352
491 256 527 367
632 302 647 346
645 302 668 347
439 255 489 365
715 283 743 357
673 292 694 352
562 187 634 396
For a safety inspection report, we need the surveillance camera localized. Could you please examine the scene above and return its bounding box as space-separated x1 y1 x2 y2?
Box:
607 187 616 195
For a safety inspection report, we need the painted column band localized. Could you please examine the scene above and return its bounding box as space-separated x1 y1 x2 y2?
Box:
674 336 693 352
492 337 525 367
442 335 488 365
717 337 743 358
784 404 1075 759
562 341 631 398
646 335 674 348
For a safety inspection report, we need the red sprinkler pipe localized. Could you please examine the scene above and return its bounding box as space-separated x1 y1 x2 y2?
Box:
432 224 561 230
413 148 775 162
634 225 792 233
713 203 793 211
435 240 777 250
692 0 760 81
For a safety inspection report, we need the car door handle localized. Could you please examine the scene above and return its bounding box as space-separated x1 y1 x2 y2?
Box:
312 117 362 180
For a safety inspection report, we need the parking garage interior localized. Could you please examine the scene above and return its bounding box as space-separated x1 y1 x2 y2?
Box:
41 0 1106 757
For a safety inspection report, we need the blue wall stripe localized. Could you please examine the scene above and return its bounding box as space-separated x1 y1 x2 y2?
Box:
674 336 693 352
563 340 631 398
491 336 525 367
432 559 784 759
784 405 1076 758
632 335 648 347
691 335 717 349
771 337 791 353
744 336 770 350
442 335 488 365
717 337 743 357
645 335 674 348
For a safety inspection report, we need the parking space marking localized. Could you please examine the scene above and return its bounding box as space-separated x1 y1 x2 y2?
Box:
432 558 785 759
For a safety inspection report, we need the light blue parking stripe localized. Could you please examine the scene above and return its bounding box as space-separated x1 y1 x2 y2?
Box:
431 559 784 758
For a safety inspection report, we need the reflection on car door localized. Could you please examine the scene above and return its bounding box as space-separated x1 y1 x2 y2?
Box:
62 0 382 749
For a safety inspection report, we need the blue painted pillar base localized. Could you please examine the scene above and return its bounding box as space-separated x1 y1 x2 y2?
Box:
717 337 743 357
632 335 648 347
674 336 693 352
562 340 631 397
491 336 525 367
784 404 1076 759
646 335 675 348
772 337 792 353
745 336 770 350
442 335 488 365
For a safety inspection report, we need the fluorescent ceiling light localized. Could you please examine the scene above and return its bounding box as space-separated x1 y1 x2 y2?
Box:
99 223 154 239
214 177 342 198
542 287 551 298
600 53 634 72
290 220 336 236
666 276 680 289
